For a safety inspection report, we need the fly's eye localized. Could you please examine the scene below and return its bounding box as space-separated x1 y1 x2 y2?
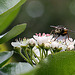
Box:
57 29 60 31
55 29 60 32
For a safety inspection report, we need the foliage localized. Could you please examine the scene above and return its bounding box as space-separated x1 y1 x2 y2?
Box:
0 44 8 52
0 0 26 33
34 51 75 75
0 51 14 68
0 63 33 75
0 23 27 44
0 0 28 75
1 51 75 75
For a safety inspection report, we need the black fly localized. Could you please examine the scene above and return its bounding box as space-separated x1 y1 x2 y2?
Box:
50 25 75 41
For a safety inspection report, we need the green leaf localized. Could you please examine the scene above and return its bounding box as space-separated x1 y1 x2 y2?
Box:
0 7 20 33
0 51 14 68
0 23 27 44
0 63 33 75
21 69 35 75
0 0 27 33
0 0 26 15
35 51 75 75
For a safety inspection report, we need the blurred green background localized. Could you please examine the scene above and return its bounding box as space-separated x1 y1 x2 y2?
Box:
4 0 75 38
1 0 75 61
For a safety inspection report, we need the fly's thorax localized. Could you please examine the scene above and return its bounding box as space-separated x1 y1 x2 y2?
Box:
62 28 68 35
64 27 68 31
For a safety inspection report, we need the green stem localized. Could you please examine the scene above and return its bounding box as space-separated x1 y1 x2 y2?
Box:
25 49 30 61
39 48 42 59
30 48 33 66
46 50 48 57
20 50 33 66
19 50 29 62
51 49 54 54
43 50 46 58
42 49 44 59
32 56 38 64
32 50 41 61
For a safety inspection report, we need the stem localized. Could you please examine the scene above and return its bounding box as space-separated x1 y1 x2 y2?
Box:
25 49 30 61
19 50 29 62
46 50 48 57
39 48 41 59
43 50 46 58
20 50 33 66
42 49 44 59
32 56 38 64
32 50 41 61
30 48 33 66
50 48 54 54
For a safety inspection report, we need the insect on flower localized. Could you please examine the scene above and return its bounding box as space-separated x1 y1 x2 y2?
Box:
50 25 75 41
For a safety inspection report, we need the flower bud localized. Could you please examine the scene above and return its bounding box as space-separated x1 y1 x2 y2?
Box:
11 42 21 48
51 41 59 48
44 43 50 50
68 45 74 50
28 38 36 48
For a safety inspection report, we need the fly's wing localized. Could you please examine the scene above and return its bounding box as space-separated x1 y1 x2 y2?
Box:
50 26 57 28
50 25 64 29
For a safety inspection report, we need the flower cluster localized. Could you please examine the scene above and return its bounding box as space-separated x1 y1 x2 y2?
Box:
11 33 75 65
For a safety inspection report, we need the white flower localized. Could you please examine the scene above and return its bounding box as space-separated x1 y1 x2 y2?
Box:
28 38 36 45
51 41 59 48
33 33 53 45
44 43 50 47
44 43 51 49
20 40 28 47
33 35 38 40
66 40 74 46
11 33 75 57
11 42 21 48
59 44 67 51
34 36 48 45
68 38 73 42
74 40 75 44
51 38 56 42
68 45 74 50
47 35 53 42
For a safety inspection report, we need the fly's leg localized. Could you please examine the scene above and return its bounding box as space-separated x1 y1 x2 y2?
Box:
54 35 60 41
65 34 71 44
67 34 71 42
65 35 67 44
50 30 54 35
50 30 57 40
